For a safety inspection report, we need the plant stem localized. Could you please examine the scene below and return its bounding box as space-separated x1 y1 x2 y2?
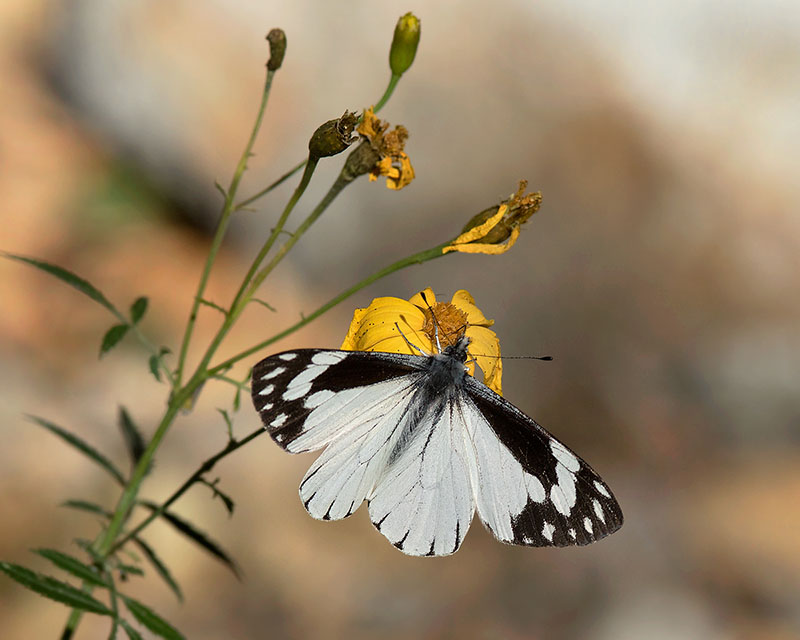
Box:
174 68 276 388
373 74 400 112
110 427 265 554
209 242 449 376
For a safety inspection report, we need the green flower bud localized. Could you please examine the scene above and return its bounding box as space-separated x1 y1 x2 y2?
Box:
389 13 420 77
308 111 359 159
266 29 287 71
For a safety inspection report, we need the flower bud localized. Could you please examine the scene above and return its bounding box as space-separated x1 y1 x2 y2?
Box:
389 13 421 77
308 111 359 159
266 29 287 71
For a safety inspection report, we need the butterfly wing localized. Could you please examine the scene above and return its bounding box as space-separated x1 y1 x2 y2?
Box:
367 392 476 556
461 375 623 547
251 349 427 520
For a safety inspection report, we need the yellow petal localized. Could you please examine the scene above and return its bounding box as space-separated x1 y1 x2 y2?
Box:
451 290 493 328
466 325 503 395
448 204 508 246
340 296 430 354
442 226 520 255
408 287 437 310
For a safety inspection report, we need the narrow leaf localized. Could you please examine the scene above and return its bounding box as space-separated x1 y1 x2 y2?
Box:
2 252 119 315
148 355 162 382
198 298 227 315
0 562 112 615
100 324 130 357
116 563 144 578
200 478 235 516
33 548 108 587
28 416 125 485
139 501 239 577
62 499 112 518
251 297 276 312
123 596 185 640
118 407 146 466
130 297 148 324
120 619 144 640
131 537 183 602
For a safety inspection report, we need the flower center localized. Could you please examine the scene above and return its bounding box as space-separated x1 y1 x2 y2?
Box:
423 302 468 349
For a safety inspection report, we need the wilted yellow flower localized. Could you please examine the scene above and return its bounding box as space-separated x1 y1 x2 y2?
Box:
341 287 502 395
356 108 415 189
444 181 542 255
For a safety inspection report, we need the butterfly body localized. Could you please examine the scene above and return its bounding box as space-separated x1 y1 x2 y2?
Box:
252 337 623 556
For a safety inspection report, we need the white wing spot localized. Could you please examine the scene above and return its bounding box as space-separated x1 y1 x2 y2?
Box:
259 384 275 396
261 367 285 380
311 351 347 366
594 481 611 498
583 517 593 534
542 522 555 542
262 402 273 411
550 485 570 516
593 498 606 524
568 528 576 540
283 364 329 401
550 440 580 472
524 473 546 503
304 389 335 409
278 353 297 361
270 413 288 428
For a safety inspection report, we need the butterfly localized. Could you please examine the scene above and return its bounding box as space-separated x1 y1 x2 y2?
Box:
251 335 623 556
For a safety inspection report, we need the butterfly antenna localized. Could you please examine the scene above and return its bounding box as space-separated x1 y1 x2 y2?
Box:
394 322 428 355
419 291 447 352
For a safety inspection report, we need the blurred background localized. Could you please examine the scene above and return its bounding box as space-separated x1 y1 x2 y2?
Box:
1 1 799 638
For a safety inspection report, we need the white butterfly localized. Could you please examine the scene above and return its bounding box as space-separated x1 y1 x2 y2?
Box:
251 336 623 556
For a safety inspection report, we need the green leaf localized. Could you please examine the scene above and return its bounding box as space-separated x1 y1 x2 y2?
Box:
28 416 125 485
61 499 112 518
130 297 148 324
0 562 112 615
120 619 144 640
131 537 183 602
251 297 276 312
1 252 120 316
139 501 239 578
32 548 108 587
148 355 161 382
100 324 130 357
118 407 146 467
198 298 227 315
116 563 144 578
122 596 185 640
200 478 235 516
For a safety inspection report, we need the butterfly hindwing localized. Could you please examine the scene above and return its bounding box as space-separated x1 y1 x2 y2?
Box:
367 392 476 556
463 375 623 547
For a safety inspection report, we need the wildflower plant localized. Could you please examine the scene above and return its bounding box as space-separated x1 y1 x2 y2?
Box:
1 13 542 639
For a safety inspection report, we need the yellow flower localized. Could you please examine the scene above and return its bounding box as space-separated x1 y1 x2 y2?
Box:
444 180 542 255
341 287 503 395
356 108 415 190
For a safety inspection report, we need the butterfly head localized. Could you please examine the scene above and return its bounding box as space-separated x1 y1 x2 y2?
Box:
440 335 471 362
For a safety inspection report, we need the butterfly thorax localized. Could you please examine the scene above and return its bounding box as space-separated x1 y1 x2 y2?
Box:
426 336 470 391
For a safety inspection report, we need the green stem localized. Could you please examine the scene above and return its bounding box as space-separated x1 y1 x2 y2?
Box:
209 242 449 376
174 68 276 387
228 157 319 316
373 73 400 112
235 73 399 210
110 427 265 554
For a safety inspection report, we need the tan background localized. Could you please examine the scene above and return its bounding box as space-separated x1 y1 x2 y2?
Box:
1 1 799 638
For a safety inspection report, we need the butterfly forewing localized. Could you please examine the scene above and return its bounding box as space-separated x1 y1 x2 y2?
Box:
251 343 623 556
